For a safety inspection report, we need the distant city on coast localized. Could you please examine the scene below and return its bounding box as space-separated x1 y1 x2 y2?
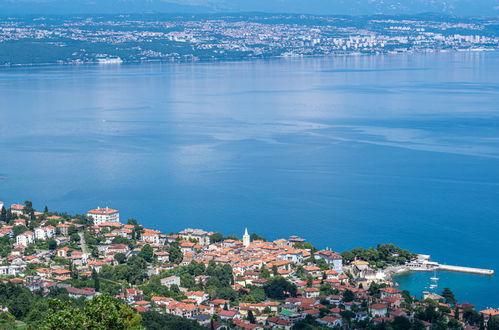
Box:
0 13 497 66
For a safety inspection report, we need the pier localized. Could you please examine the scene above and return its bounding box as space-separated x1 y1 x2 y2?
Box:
405 255 494 275
437 264 494 275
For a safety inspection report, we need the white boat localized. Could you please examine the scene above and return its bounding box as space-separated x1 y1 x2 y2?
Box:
429 284 437 289
430 270 439 281
97 57 123 64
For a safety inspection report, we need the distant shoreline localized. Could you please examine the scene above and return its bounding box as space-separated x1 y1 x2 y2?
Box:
0 48 497 70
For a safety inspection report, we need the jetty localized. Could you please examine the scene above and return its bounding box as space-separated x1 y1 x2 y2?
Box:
437 264 494 275
405 255 494 275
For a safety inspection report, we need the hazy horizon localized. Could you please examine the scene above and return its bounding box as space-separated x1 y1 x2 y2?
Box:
0 0 497 17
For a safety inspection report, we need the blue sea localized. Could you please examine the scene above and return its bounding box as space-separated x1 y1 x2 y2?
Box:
0 52 498 309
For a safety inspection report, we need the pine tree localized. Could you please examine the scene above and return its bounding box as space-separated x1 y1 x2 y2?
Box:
92 268 100 291
247 310 256 324
442 288 457 305
0 207 6 223
168 243 183 264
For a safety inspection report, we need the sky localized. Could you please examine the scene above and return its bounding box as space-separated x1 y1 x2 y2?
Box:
0 0 497 16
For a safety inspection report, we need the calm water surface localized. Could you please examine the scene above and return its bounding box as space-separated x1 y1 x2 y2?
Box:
0 52 498 308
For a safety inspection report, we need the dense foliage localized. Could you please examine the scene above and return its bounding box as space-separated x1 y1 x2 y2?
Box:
341 244 417 268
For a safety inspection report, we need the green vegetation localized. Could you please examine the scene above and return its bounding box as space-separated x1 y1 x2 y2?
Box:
263 277 297 300
168 242 183 264
42 295 142 329
292 241 318 252
341 243 417 269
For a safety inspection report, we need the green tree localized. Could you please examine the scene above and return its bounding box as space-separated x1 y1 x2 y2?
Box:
47 239 58 250
0 206 6 223
340 310 356 327
24 200 35 220
441 288 457 305
92 268 100 292
132 225 143 240
210 232 224 243
260 265 270 279
115 252 127 264
168 243 183 264
343 289 355 302
138 244 154 263
264 277 297 299
12 225 28 237
250 233 266 242
41 295 142 329
391 316 411 330
247 310 256 324
127 218 138 225
488 316 499 330
112 236 133 248
341 250 355 263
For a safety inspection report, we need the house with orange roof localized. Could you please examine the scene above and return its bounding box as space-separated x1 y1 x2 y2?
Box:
10 204 25 216
303 265 322 278
141 229 161 244
51 268 71 277
179 241 196 254
318 315 342 328
151 296 174 307
88 260 106 272
380 287 402 299
186 291 209 305
13 218 26 226
0 227 13 238
56 247 70 258
369 304 388 317
303 287 320 299
480 308 499 325
56 223 70 236
278 249 304 263
324 270 339 280
270 260 293 272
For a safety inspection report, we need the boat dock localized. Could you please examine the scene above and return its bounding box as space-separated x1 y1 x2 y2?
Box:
437 264 494 275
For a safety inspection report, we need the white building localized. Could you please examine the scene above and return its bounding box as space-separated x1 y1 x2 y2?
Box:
314 249 343 273
16 231 35 246
161 275 181 288
34 226 56 240
243 228 250 248
0 265 22 276
178 228 211 246
0 201 4 210
87 207 120 226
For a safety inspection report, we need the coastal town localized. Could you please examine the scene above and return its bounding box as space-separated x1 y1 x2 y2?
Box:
0 13 498 65
0 200 497 329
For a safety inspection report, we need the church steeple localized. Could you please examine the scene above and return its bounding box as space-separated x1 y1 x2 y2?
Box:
243 228 250 248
